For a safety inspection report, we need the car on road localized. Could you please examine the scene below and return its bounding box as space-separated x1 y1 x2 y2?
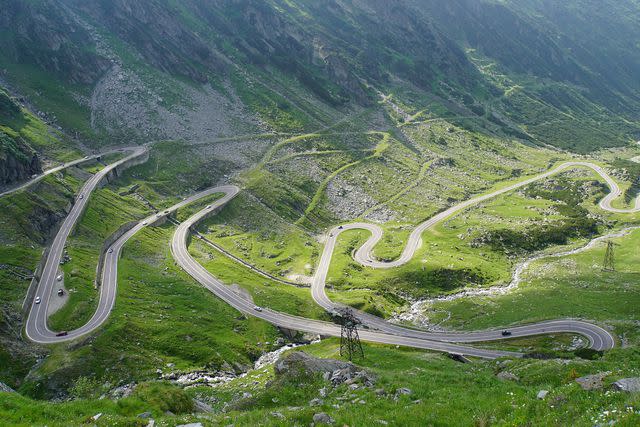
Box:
501 330 512 337
253 306 263 312
57 274 63 281
79 194 84 199
108 248 113 254
35 297 41 304
142 221 148 226
57 289 64 296
206 205 211 209
55 331 68 337
164 210 169 214
338 225 344 230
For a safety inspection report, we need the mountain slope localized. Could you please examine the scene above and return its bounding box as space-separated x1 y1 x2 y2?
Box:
2 0 637 152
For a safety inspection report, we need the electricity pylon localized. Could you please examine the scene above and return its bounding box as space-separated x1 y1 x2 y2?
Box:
334 307 364 361
602 241 617 272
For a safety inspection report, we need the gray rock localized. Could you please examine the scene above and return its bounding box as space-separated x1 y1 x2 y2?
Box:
313 412 334 425
310 398 323 406
576 372 611 390
613 377 640 392
537 390 548 400
395 387 412 396
497 371 519 382
271 412 285 419
242 392 252 399
274 352 355 377
177 424 203 427
193 399 213 413
375 388 385 396
0 382 15 393
138 412 152 419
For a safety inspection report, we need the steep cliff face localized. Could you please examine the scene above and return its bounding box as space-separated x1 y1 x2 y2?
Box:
0 131 41 186
0 0 638 150
0 0 110 85
0 90 42 186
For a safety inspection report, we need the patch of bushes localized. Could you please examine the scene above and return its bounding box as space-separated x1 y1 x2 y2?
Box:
392 267 490 293
476 178 603 254
131 382 194 415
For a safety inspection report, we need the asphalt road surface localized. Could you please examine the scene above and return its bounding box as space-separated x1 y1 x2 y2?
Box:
25 146 148 343
26 159 633 356
0 147 139 198
312 161 632 350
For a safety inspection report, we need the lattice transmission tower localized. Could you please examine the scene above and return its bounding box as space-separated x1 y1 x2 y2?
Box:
334 307 364 361
602 240 618 272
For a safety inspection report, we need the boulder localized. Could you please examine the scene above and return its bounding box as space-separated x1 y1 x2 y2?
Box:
575 372 610 390
395 387 412 396
0 382 15 393
313 412 334 425
274 352 355 378
537 390 548 400
497 372 519 382
193 399 213 413
613 378 640 392
310 398 323 406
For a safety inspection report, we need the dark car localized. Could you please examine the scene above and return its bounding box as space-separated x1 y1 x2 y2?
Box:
55 331 68 337
57 288 64 296
501 330 512 337
338 225 344 230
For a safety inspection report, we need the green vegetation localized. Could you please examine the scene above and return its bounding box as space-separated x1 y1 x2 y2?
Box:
0 3 639 425
4 336 639 426
48 186 149 331
0 87 79 163
22 222 277 399
425 226 640 333
474 177 605 254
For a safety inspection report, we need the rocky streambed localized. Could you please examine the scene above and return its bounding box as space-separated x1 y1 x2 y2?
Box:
392 226 640 330
163 338 320 388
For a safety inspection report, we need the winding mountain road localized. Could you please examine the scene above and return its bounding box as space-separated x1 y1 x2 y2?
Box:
25 146 148 343
0 148 138 198
25 155 638 356
311 161 637 348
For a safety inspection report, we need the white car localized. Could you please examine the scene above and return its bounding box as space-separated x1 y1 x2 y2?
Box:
142 221 148 226
35 297 41 304
253 306 263 312
57 274 63 281
108 248 114 254
79 194 84 199
206 205 212 209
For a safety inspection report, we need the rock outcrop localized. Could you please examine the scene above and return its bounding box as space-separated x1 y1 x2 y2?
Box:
613 378 640 393
273 351 375 388
0 382 15 393
0 130 41 187
274 351 356 378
